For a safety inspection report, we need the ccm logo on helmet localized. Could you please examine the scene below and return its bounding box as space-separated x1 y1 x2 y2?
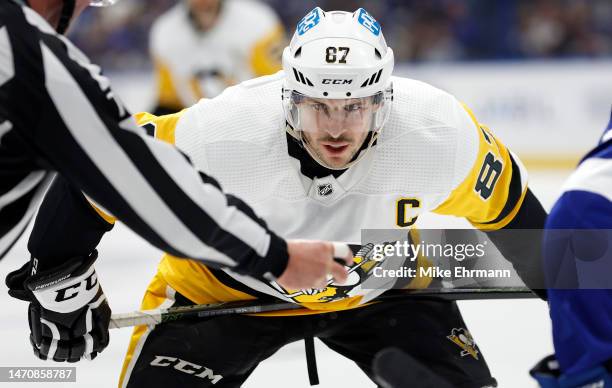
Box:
322 79 353 85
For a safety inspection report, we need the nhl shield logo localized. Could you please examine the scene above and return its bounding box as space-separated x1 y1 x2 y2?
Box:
317 183 333 197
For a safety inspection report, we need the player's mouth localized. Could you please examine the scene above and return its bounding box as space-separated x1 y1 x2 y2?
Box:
321 142 350 156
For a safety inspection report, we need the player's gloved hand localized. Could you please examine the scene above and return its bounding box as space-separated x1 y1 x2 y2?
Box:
277 240 353 290
530 355 612 388
5 251 111 362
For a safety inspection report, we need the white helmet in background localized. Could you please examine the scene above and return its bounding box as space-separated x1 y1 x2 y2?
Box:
51 0 120 35
282 7 394 170
89 0 120 5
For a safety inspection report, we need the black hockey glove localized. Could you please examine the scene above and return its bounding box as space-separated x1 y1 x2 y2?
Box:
5 251 111 362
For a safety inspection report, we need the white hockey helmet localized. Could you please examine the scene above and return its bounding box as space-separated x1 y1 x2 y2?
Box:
282 8 394 169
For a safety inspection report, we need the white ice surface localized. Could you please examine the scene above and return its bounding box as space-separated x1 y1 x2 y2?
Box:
0 168 571 388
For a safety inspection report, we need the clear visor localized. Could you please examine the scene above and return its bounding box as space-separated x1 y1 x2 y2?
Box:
282 89 391 135
89 0 119 7
282 85 393 170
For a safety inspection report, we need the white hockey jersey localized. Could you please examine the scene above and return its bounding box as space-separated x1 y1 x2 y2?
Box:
97 71 529 315
150 0 284 111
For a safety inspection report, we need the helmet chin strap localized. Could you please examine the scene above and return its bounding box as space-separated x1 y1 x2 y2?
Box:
56 0 76 34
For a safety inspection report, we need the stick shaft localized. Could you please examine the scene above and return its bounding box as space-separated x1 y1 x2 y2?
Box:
109 287 535 329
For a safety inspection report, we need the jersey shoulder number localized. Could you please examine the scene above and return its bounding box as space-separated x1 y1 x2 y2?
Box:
433 104 528 230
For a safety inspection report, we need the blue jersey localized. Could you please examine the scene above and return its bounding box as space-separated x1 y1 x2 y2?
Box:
543 110 612 375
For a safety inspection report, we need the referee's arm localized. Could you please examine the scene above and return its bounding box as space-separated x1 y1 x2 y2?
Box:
0 6 288 279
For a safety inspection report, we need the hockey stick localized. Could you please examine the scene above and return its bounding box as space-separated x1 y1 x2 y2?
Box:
109 299 304 329
109 287 535 329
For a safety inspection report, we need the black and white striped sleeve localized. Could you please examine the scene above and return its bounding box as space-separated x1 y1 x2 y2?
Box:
0 3 288 278
0 5 56 259
0 168 54 259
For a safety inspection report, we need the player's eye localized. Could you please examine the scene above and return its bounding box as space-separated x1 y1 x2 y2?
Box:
345 103 362 112
311 103 327 112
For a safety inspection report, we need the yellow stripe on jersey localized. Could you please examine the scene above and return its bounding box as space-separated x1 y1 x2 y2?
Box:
249 24 285 76
118 274 177 388
89 202 116 225
158 254 257 305
134 110 184 144
153 58 184 111
433 104 527 231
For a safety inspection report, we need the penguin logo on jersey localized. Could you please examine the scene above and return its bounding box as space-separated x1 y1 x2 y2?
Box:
447 328 479 360
317 183 333 197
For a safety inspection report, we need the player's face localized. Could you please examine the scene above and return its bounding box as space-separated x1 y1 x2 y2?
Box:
300 97 376 169
187 0 221 30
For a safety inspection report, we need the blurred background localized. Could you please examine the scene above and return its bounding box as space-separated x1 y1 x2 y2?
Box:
69 0 612 169
72 0 612 70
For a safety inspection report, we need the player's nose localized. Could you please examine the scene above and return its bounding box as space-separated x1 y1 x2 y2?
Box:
322 117 348 138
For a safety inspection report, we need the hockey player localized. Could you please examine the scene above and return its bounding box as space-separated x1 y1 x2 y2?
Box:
0 0 350 363
150 0 285 114
16 7 548 386
531 111 612 387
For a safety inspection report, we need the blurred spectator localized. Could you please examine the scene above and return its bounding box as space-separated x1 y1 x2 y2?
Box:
148 0 285 114
518 0 612 58
69 0 612 73
70 0 174 69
